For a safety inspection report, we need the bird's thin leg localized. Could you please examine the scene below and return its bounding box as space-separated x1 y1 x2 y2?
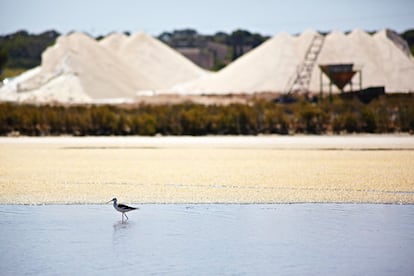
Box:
122 213 124 223
125 213 129 220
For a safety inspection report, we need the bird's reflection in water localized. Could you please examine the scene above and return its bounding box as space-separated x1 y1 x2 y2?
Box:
111 220 137 268
112 220 136 248
113 220 133 231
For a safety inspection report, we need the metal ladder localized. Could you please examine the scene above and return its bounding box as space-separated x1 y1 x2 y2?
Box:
285 34 325 94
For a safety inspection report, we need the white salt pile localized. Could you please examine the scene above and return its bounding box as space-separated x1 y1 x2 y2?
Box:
0 32 156 103
1 29 413 103
310 29 414 93
373 30 414 92
173 31 302 94
174 29 414 94
99 32 128 52
0 32 206 103
103 32 207 90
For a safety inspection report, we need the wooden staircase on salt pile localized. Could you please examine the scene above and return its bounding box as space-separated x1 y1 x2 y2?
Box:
285 34 325 94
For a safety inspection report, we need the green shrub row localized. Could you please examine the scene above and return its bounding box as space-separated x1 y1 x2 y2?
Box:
0 95 413 136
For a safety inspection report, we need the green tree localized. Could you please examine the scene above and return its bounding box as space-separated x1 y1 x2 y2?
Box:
0 47 8 75
228 29 251 60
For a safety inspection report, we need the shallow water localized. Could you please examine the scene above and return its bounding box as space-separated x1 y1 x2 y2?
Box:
1 204 413 275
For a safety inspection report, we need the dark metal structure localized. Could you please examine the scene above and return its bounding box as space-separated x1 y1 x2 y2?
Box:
319 63 362 99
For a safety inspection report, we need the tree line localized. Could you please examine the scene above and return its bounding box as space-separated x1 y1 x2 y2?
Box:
158 29 269 61
0 94 413 136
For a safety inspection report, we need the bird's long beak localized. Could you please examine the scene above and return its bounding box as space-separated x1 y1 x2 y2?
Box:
106 199 113 204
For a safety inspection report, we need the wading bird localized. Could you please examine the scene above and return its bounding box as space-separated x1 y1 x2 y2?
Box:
107 198 138 222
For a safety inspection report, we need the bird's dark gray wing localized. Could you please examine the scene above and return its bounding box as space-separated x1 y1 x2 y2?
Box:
118 204 137 210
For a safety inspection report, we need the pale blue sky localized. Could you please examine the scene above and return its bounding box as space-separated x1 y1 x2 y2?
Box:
1 0 413 36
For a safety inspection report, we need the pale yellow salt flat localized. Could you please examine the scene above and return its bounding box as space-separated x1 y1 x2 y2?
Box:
0 136 413 204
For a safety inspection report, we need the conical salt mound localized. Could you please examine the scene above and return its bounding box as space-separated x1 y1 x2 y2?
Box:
0 32 156 102
311 29 414 93
380 29 413 58
372 29 414 92
114 32 207 89
99 32 128 52
176 29 414 94
296 29 320 55
175 32 301 94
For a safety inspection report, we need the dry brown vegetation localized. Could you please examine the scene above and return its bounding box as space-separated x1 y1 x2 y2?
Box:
0 93 413 136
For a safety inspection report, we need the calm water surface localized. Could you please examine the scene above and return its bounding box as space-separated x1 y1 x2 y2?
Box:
1 204 413 275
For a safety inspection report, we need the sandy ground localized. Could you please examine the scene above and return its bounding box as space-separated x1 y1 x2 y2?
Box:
0 135 413 204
